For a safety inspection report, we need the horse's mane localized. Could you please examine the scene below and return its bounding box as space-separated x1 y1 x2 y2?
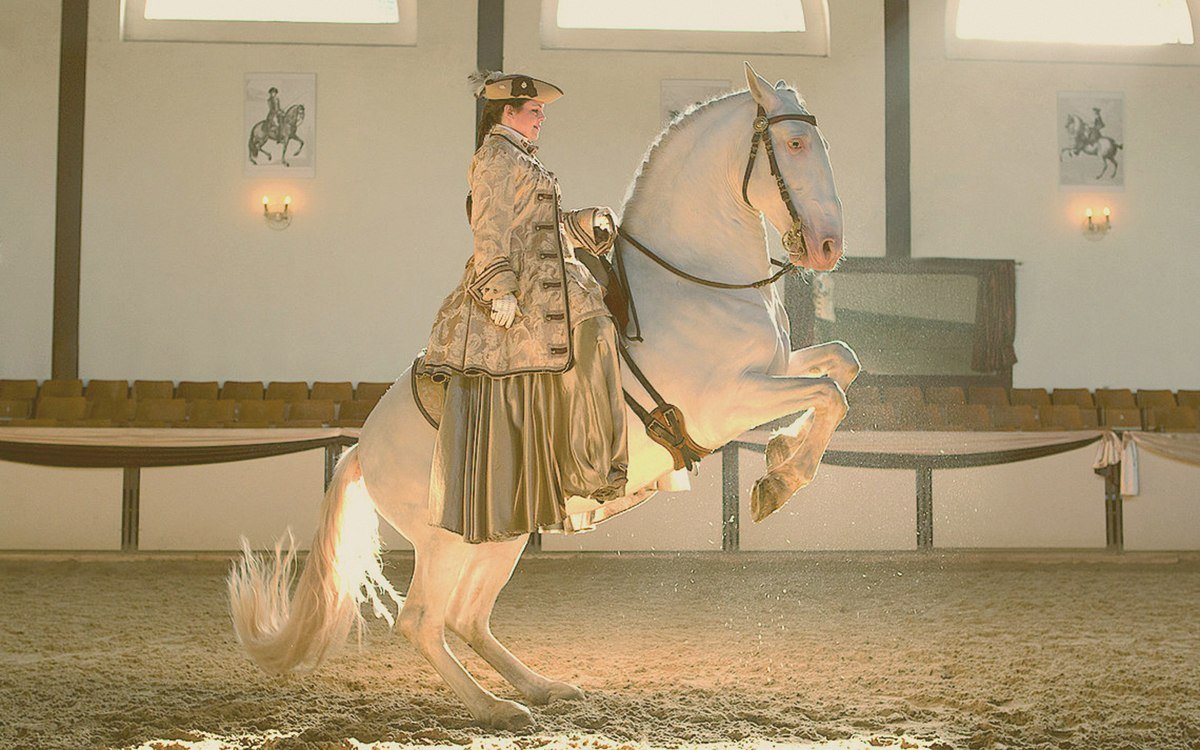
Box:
621 84 803 211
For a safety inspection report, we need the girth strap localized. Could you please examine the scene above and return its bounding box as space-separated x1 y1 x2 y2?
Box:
617 337 712 472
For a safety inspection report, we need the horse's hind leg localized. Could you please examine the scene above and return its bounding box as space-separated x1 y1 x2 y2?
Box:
398 529 534 730
445 535 586 706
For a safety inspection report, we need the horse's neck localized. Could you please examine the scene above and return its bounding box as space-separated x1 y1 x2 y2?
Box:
622 99 773 288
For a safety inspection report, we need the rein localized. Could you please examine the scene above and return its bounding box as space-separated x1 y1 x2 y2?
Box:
612 103 820 471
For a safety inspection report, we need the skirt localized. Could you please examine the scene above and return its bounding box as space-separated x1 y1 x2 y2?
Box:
428 315 629 543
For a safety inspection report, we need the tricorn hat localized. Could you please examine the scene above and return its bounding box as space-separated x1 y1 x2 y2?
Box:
474 72 564 104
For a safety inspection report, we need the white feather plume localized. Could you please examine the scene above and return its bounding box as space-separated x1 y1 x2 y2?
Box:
468 69 504 99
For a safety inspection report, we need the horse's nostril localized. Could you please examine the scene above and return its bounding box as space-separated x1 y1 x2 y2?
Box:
822 239 836 257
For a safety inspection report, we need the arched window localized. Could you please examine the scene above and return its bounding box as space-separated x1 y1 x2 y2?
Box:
542 0 830 56
946 0 1199 63
122 0 416 45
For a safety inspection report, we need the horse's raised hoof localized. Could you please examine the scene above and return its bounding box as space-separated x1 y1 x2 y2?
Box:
750 472 796 523
529 680 585 705
483 698 534 731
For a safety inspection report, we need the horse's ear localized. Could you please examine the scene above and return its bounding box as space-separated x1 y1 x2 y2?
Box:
774 79 787 90
743 61 781 110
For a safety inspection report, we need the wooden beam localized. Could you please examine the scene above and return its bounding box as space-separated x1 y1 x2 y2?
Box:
53 0 89 379
884 0 911 260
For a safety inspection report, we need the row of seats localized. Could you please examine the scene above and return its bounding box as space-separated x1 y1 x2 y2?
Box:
0 396 376 428
0 379 392 404
840 402 1199 432
841 385 1200 432
849 385 1200 410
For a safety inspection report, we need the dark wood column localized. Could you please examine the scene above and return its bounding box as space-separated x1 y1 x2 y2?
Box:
52 0 89 379
884 0 911 259
475 0 504 128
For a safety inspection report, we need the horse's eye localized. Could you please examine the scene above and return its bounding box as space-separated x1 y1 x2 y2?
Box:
788 139 803 151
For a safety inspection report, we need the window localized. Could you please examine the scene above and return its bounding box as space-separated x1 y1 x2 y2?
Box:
143 0 400 24
946 0 1200 64
541 0 829 56
556 0 805 33
121 0 416 45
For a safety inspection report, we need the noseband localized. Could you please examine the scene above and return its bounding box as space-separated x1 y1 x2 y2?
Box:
741 105 818 261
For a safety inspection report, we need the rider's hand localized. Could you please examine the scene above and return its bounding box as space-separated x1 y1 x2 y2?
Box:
490 294 520 328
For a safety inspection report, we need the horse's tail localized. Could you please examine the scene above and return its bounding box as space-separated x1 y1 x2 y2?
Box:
227 444 403 675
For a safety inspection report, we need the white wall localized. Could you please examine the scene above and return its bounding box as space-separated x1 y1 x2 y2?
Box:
502 0 887 260
76 2 477 383
0 1 59 379
910 2 1200 389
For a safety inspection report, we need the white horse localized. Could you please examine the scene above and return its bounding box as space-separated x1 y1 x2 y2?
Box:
228 63 858 730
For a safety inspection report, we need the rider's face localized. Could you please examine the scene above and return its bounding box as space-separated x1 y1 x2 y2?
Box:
502 100 545 142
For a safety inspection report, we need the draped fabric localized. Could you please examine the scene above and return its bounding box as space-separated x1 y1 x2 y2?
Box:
972 260 1018 373
1093 431 1200 496
428 316 630 543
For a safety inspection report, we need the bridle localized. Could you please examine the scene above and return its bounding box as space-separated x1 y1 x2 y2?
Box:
609 102 822 472
741 104 818 261
615 102 820 342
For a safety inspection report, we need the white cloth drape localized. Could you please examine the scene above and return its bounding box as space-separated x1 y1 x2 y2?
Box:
1091 431 1200 496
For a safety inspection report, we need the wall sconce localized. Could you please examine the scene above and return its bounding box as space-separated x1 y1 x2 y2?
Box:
262 195 292 230
1083 206 1111 241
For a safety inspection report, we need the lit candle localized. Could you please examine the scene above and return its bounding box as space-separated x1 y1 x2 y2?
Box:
262 195 269 215
1085 207 1094 228
1103 206 1111 227
283 195 291 214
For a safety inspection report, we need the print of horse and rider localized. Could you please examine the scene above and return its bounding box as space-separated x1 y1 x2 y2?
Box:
248 85 307 167
1060 101 1123 182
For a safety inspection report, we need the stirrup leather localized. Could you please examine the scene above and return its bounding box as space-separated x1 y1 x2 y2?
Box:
643 403 711 473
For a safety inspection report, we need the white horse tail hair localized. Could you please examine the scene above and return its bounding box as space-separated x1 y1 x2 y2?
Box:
227 444 404 675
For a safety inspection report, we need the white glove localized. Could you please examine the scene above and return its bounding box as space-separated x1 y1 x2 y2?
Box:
490 293 520 328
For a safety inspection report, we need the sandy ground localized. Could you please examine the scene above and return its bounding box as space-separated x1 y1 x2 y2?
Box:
1 551 1199 750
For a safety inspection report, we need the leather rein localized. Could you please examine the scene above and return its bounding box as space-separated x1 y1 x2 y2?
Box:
613 105 820 472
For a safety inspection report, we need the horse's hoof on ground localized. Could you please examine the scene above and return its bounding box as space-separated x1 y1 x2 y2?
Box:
485 699 534 730
750 473 795 523
535 681 585 705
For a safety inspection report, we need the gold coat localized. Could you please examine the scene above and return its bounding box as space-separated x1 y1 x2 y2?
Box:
422 124 610 379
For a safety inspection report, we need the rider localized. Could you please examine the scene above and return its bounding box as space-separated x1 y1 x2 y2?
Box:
420 70 628 544
266 87 282 140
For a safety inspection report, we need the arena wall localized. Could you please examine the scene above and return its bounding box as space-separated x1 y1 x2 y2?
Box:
0 1 60 380
909 3 1200 389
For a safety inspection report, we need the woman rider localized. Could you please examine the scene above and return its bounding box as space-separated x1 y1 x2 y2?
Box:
420 71 628 544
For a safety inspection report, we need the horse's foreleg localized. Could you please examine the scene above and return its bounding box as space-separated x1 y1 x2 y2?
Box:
762 341 860 471
786 340 860 390
291 135 305 156
735 373 849 521
397 531 533 730
445 535 586 705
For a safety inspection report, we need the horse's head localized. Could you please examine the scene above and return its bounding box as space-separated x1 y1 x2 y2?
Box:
742 63 842 272
286 104 306 125
1065 113 1082 134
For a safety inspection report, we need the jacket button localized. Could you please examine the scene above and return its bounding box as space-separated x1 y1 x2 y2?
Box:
541 280 562 289
550 345 567 355
535 223 554 231
545 312 565 321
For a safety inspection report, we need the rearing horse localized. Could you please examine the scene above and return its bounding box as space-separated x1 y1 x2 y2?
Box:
228 63 856 729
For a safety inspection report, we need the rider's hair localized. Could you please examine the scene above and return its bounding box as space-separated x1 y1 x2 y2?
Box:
475 98 531 151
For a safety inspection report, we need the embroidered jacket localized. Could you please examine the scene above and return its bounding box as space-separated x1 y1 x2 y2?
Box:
421 124 610 379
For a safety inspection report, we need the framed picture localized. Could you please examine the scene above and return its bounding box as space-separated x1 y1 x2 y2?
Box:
245 73 316 178
1058 91 1124 190
660 79 732 126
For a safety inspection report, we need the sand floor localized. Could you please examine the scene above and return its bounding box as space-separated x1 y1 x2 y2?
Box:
1 551 1199 750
